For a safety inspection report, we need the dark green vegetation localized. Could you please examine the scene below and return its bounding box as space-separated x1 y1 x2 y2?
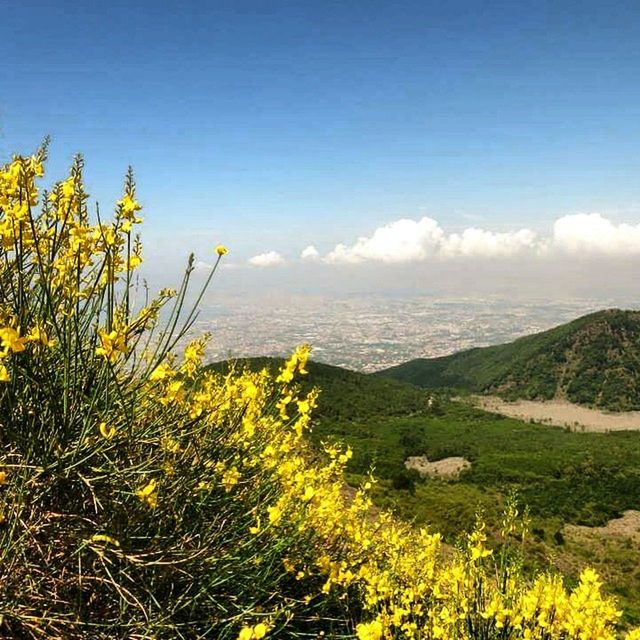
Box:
214 355 640 531
316 399 640 533
377 308 640 410
212 355 640 534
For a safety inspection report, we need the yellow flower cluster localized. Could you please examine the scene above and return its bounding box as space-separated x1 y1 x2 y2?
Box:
1 153 144 310
237 622 269 639
136 478 158 509
0 323 56 381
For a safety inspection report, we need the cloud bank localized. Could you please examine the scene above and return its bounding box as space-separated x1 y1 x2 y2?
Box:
323 217 542 263
552 213 640 255
319 213 640 264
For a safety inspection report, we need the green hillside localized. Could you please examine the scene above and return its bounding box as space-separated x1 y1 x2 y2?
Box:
207 357 430 421
376 309 640 410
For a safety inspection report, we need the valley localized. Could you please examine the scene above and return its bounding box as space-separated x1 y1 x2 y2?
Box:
310 387 640 626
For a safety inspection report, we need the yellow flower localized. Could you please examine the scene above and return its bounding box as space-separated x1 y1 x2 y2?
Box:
0 365 9 383
237 623 269 640
222 466 241 492
0 327 27 354
195 480 210 493
161 437 181 454
0 470 7 484
117 193 143 225
215 244 228 256
470 542 492 561
26 326 56 348
249 517 261 535
297 399 310 414
149 362 174 381
267 505 282 524
136 478 158 508
96 328 127 364
356 619 383 640
99 422 116 440
127 254 143 270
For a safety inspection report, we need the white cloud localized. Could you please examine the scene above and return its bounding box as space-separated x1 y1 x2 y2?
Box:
325 217 445 264
248 250 286 267
324 216 540 263
552 213 640 255
300 245 320 261
441 227 540 258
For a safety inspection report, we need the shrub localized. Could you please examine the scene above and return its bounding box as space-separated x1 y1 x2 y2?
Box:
391 468 421 493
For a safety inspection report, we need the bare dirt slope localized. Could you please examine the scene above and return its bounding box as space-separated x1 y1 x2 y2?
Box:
473 395 640 432
405 455 471 478
565 510 640 539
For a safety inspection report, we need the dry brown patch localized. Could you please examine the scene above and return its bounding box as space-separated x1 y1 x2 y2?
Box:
405 455 471 478
565 510 640 540
472 395 640 432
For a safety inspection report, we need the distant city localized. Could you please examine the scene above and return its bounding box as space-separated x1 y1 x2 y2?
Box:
192 295 636 372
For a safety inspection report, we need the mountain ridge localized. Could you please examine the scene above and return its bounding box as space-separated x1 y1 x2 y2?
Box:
376 308 640 411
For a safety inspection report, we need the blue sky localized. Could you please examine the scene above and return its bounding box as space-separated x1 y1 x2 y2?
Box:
4 0 640 275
